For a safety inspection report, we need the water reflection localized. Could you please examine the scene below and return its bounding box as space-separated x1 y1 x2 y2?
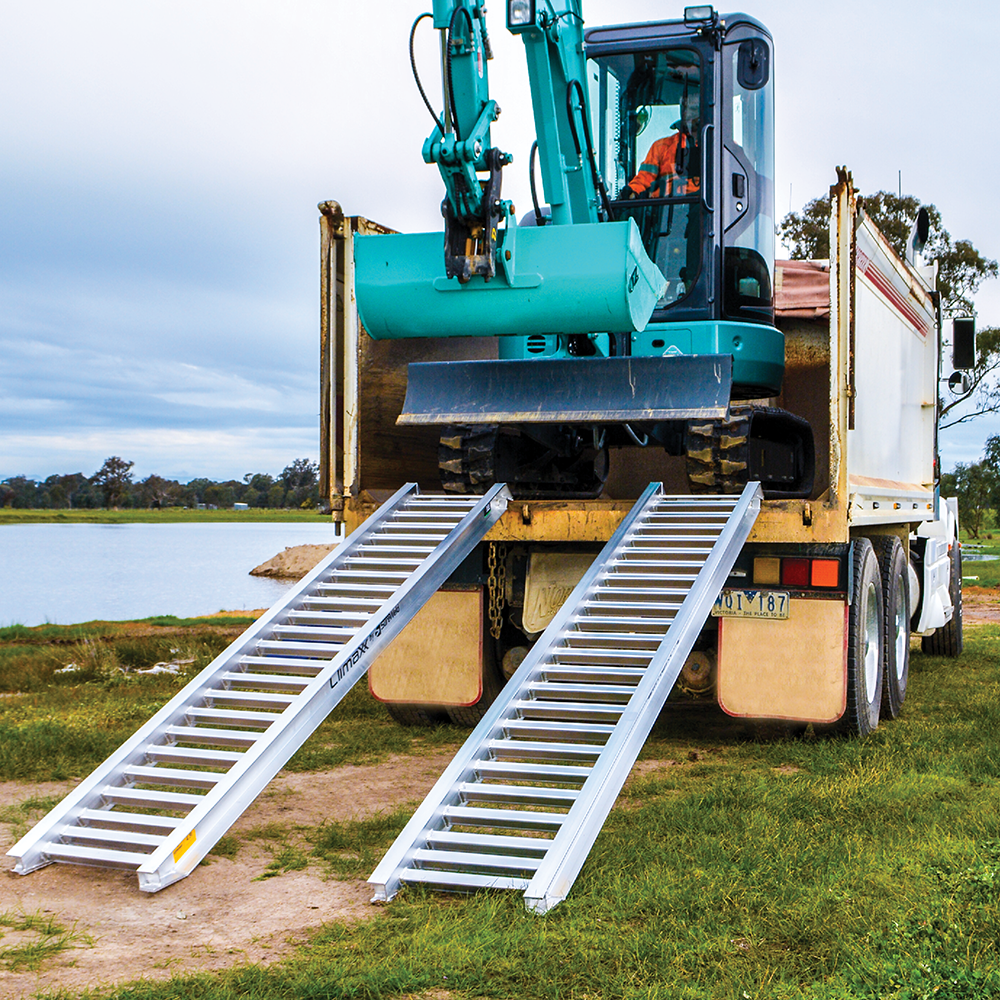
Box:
0 523 342 627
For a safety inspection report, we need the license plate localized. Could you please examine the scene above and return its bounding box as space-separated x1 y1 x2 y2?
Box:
711 590 790 620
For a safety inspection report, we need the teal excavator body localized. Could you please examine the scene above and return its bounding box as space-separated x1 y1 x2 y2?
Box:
354 3 811 498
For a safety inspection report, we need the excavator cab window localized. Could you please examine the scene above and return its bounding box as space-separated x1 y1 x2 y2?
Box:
721 31 775 325
588 47 707 313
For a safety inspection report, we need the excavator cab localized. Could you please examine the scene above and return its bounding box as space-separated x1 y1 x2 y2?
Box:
586 10 781 396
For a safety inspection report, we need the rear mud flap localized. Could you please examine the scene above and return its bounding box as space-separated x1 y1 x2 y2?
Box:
397 354 733 426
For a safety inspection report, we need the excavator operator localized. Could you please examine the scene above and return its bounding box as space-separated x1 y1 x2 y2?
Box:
624 88 701 199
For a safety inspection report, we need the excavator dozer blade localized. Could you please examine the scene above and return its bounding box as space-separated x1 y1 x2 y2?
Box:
397 354 732 425
354 219 666 340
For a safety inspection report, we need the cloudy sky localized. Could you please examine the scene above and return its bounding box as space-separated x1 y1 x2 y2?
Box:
2 0 997 483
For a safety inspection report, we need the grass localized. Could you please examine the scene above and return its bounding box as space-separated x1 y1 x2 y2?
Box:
0 618 467 783
960 530 1000 589
0 910 90 972
0 508 333 525
4 624 999 997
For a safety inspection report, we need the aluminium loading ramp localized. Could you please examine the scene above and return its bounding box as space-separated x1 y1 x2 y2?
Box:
369 481 762 914
7 483 510 892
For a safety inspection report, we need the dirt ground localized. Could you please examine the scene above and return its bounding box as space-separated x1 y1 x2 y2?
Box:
0 750 457 999
2 590 997 998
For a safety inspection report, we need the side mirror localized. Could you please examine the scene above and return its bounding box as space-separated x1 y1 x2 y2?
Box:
952 316 976 371
948 371 972 395
906 207 930 264
737 38 769 90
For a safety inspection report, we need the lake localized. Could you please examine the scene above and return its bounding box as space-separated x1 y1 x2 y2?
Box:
0 522 343 627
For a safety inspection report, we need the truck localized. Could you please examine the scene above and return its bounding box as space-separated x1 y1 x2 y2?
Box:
319 2 965 739
9 1 969 913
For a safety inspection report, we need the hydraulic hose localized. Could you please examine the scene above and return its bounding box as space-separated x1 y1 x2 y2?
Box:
446 6 474 142
565 79 614 221
409 13 444 135
528 140 547 226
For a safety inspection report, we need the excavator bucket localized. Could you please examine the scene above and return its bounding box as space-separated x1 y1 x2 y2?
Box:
354 219 666 340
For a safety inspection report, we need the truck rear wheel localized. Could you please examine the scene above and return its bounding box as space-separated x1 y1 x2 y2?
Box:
921 542 963 657
872 535 909 719
841 538 883 735
384 704 450 727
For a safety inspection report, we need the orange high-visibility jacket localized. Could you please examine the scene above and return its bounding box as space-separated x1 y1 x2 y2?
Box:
627 131 700 197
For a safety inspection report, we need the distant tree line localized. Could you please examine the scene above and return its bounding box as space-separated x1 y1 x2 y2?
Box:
941 437 1000 540
0 457 321 510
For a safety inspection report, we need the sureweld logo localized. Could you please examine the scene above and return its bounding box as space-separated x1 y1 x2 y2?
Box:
330 604 401 686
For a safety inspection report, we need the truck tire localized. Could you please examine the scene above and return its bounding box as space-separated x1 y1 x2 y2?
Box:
921 542 963 657
383 704 450 727
872 535 909 719
841 537 883 736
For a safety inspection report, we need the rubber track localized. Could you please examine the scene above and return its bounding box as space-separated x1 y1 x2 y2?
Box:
685 408 752 494
439 424 498 495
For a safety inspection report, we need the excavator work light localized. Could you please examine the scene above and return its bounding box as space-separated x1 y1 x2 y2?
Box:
508 0 536 28
683 5 718 27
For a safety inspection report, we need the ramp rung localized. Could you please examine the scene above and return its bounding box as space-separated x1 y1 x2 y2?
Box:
284 611 369 626
201 689 297 712
526 681 639 701
511 701 624 724
443 805 567 832
560 632 661 648
269 625 360 642
165 726 260 748
425 829 553 855
398 868 531 892
146 746 244 768
254 639 344 658
219 671 311 693
237 656 325 675
502 720 614 742
487 739 604 762
538 666 646 685
42 842 150 870
581 600 680 614
102 786 204 811
474 760 593 783
9 483 510 891
548 649 653 665
78 809 181 835
121 765 223 790
457 782 580 808
182 705 283 725
412 848 543 874
58 824 162 851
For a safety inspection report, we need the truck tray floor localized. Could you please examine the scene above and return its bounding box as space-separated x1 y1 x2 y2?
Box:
7 483 509 891
368 481 761 913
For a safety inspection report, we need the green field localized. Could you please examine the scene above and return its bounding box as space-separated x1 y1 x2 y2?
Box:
1 616 997 998
0 508 333 525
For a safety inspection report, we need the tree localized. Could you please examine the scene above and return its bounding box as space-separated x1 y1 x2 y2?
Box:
948 460 997 540
779 190 997 317
279 459 319 508
137 474 181 509
92 457 134 509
